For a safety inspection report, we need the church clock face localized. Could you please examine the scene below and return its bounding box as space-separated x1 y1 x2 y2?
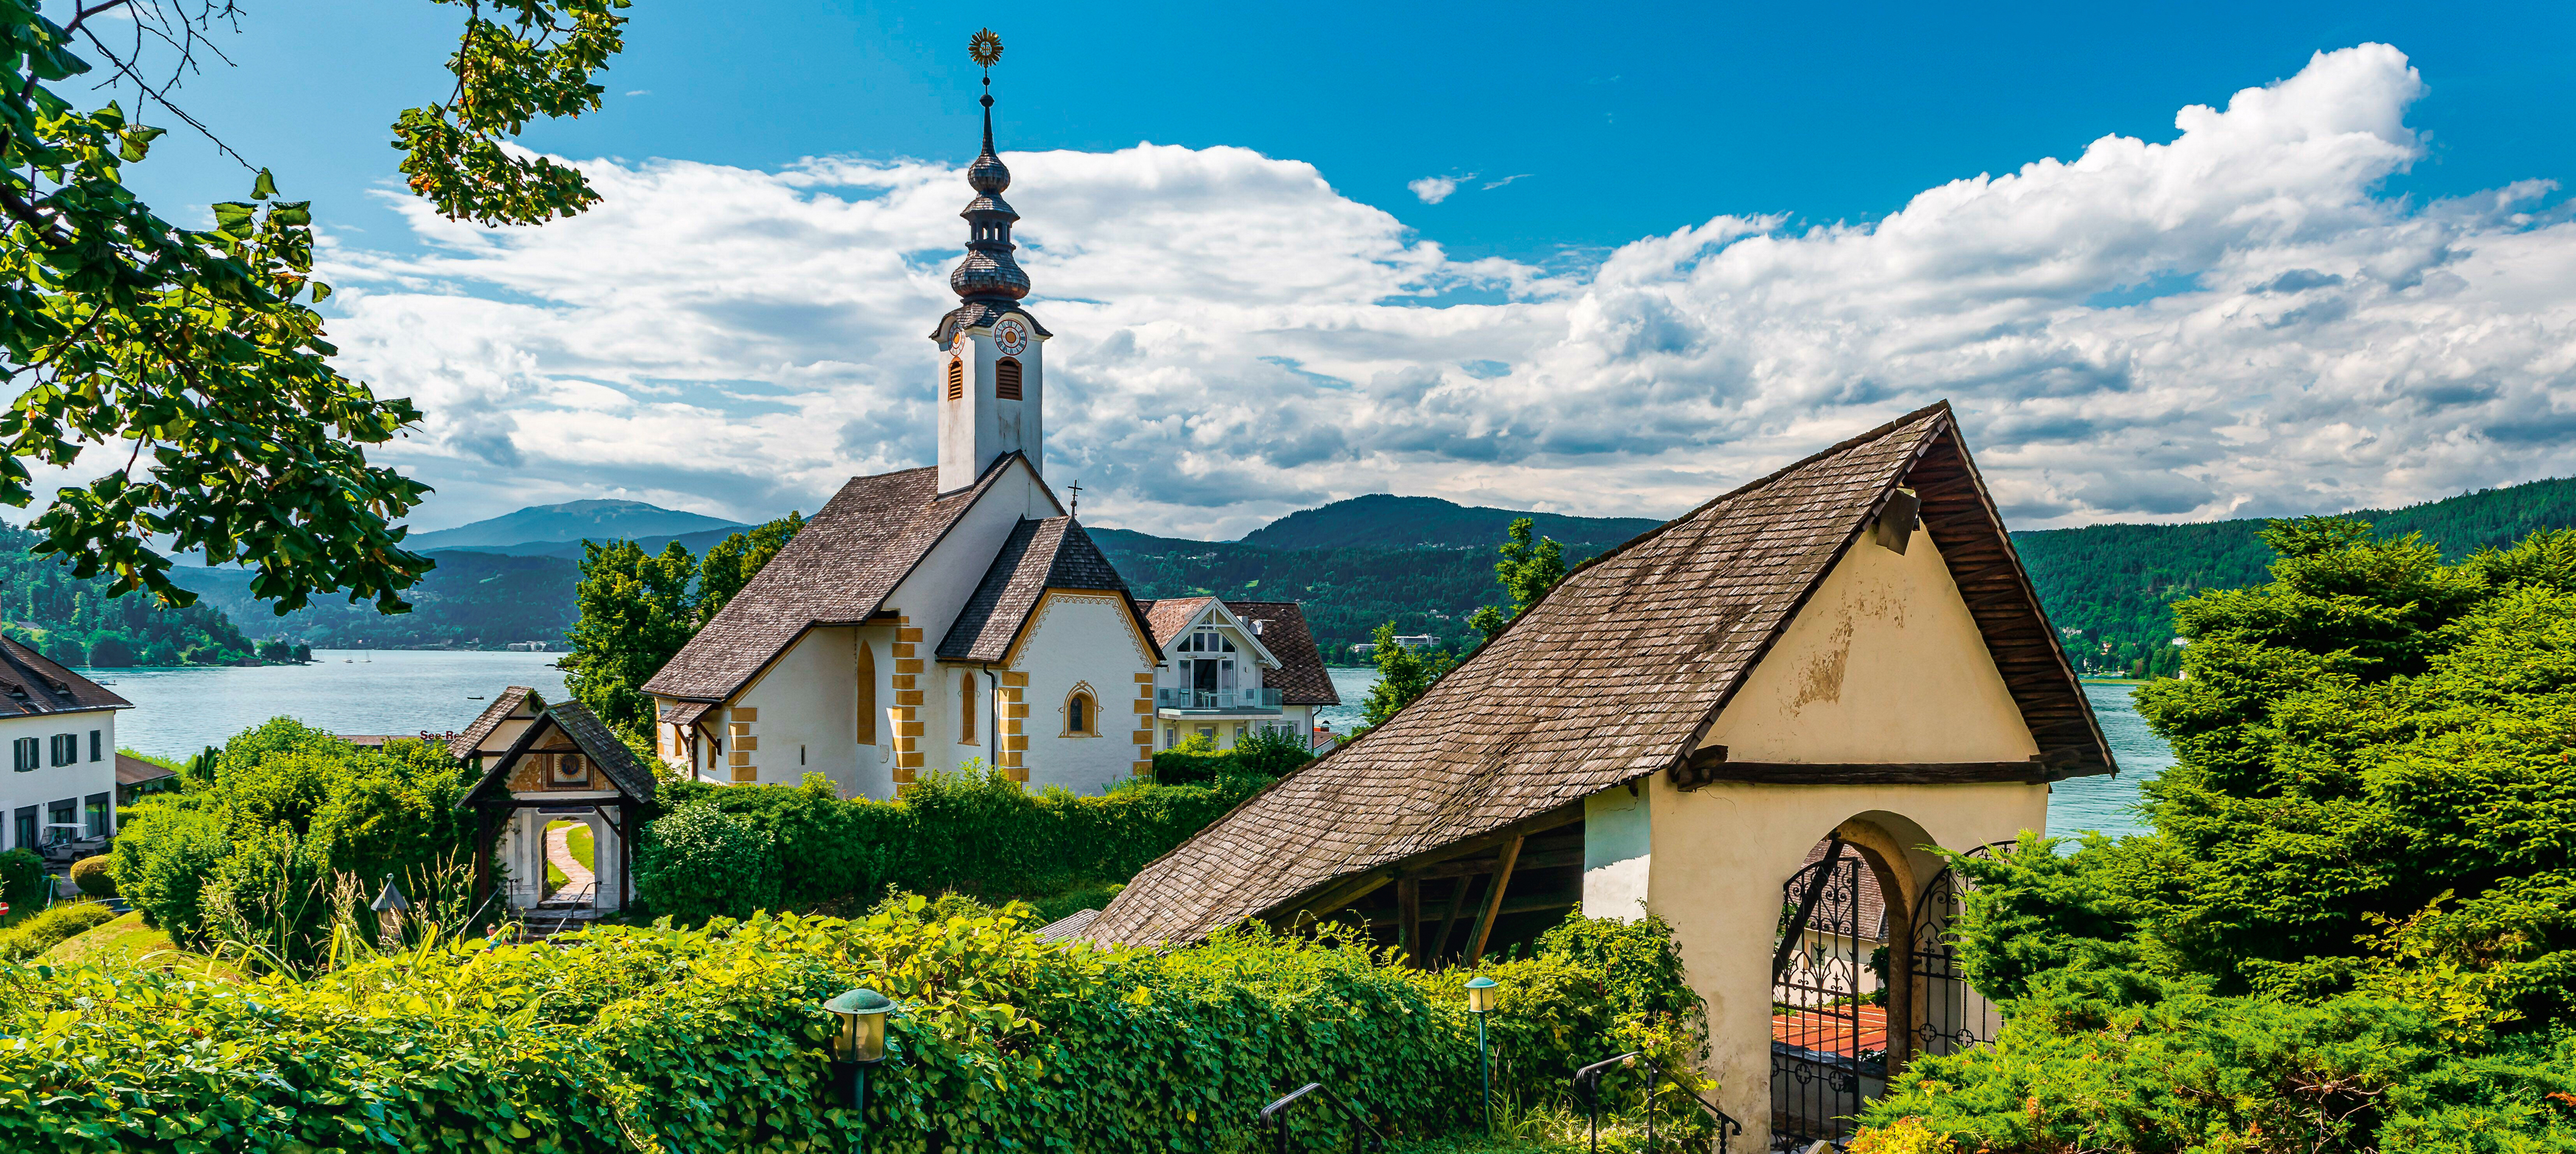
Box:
993 317 1030 357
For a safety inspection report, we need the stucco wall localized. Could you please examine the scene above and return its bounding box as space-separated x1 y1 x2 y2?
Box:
0 709 119 848
736 626 858 790
1012 590 1157 795
1697 530 2039 763
887 458 1061 781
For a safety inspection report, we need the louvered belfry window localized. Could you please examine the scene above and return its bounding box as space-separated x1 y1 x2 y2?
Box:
946 358 965 400
995 357 1022 401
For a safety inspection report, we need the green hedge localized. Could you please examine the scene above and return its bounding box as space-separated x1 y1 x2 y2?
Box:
651 767 1273 916
0 848 44 915
0 898 1706 1153
0 900 116 960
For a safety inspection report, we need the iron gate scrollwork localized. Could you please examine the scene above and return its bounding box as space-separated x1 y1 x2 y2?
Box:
1770 837 1882 1151
1909 842 2007 1059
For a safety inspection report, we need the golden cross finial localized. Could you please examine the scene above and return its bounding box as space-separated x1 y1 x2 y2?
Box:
969 28 1004 70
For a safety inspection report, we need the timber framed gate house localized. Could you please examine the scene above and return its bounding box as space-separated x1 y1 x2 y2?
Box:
455 695 655 916
1085 403 2116 1151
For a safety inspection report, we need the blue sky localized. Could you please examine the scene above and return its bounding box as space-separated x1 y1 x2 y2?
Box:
67 2 2576 535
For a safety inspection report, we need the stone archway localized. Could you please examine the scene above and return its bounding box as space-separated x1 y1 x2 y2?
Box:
493 807 627 913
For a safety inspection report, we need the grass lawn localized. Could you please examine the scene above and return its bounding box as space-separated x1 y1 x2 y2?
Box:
567 825 594 869
42 910 242 981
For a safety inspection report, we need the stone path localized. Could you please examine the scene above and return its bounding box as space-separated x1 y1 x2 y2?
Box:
545 822 596 900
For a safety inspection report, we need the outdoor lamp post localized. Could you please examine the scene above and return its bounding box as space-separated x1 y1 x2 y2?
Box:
1464 976 1500 1133
824 988 894 1151
370 875 411 950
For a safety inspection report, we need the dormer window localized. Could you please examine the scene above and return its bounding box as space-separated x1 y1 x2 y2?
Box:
1175 629 1236 653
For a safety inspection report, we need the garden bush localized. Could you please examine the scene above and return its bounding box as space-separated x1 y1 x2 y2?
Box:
0 897 1704 1153
68 855 113 897
1152 725 1314 785
0 847 44 915
645 766 1269 921
0 900 116 959
109 718 477 969
633 798 780 923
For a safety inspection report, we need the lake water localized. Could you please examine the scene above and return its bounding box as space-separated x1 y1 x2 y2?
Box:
93 649 571 759
1318 669 2167 839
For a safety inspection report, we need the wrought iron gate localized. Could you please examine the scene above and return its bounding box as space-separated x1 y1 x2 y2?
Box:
1909 846 2006 1059
1770 837 1879 1150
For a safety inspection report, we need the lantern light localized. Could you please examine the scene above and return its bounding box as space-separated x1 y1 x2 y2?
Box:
1464 975 1499 1014
824 988 895 1064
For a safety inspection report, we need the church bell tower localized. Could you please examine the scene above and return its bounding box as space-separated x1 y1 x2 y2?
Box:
932 33 1048 493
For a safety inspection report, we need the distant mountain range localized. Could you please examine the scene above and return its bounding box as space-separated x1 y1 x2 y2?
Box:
118 478 2576 670
405 500 745 552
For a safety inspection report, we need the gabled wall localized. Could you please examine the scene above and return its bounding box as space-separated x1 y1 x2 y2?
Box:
1008 590 1158 794
1697 528 2039 763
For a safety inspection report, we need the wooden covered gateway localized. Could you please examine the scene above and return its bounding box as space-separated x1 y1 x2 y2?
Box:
458 699 656 914
1086 403 2114 1150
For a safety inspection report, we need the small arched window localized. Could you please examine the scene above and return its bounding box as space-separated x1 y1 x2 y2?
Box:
959 672 978 743
995 357 1023 401
946 358 966 401
1064 684 1097 736
855 641 877 745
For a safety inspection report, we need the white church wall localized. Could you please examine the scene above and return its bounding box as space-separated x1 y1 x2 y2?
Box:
734 626 859 790
1012 591 1156 795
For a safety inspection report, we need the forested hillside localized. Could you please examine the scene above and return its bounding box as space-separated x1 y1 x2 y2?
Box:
2018 475 2576 677
168 552 579 650
1240 494 1658 551
0 523 266 666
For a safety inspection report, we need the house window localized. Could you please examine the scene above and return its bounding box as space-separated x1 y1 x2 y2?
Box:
46 798 73 843
49 734 75 767
89 730 101 762
1064 686 1096 736
946 358 965 400
11 806 32 849
83 793 109 838
960 673 978 743
10 737 35 772
995 357 1023 401
1165 726 1178 748
856 642 877 745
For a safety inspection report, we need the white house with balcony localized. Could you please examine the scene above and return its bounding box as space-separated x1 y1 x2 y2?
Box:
1138 598 1340 751
0 636 131 858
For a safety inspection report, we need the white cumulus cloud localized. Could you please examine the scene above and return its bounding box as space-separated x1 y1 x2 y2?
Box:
322 43 2576 539
1406 174 1460 205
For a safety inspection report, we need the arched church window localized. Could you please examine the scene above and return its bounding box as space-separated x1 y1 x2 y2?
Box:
959 672 978 743
947 358 965 401
1063 684 1097 736
995 357 1023 401
856 641 877 745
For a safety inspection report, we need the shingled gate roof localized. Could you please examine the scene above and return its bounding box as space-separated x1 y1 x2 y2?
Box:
459 700 657 808
938 517 1155 662
0 637 128 717
449 686 537 760
1087 403 2111 947
645 457 1036 702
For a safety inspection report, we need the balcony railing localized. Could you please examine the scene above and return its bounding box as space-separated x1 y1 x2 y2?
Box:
1155 686 1284 712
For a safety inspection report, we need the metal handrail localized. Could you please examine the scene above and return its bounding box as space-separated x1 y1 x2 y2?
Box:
1572 1051 1743 1154
1260 1082 1387 1153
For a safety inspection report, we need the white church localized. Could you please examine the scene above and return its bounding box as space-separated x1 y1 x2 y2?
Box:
642 82 1334 799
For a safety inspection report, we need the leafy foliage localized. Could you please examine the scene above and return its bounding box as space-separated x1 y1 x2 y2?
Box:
1468 517 1568 643
393 0 629 225
643 767 1274 921
67 854 111 896
633 798 781 924
0 0 625 615
562 512 802 735
0 898 114 959
0 897 1703 1153
1860 520 2576 1153
1362 621 1456 729
0 847 43 913
109 718 478 968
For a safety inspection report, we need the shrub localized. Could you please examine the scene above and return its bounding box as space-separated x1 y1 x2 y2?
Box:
68 855 113 897
1150 727 1313 785
0 898 1704 1153
634 798 780 923
0 900 116 959
0 849 43 915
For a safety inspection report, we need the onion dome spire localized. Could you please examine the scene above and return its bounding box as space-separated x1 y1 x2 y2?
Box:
949 30 1028 308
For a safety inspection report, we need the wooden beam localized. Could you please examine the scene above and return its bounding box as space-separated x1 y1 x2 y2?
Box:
1371 887 1574 929
1430 875 1477 963
1464 835 1523 966
1411 844 1585 879
1265 800 1585 928
1396 877 1421 961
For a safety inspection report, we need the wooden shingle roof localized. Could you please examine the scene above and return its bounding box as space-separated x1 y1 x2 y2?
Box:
449 686 538 760
458 701 656 808
1087 403 2110 947
644 458 1031 702
937 517 1148 662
